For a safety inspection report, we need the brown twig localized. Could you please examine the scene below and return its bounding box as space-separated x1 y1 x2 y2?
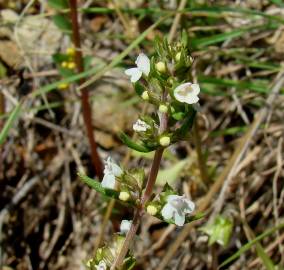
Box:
69 0 103 179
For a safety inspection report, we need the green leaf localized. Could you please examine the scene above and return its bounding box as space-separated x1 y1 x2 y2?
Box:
119 132 156 153
200 215 233 247
174 109 196 139
58 67 75 78
52 14 72 33
0 101 22 145
48 0 69 10
0 62 7 78
220 222 284 268
52 53 70 64
199 75 276 94
77 173 120 199
134 82 145 96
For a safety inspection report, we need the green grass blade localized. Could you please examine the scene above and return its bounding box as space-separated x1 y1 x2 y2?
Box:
199 76 270 93
0 101 22 145
254 243 275 270
220 222 284 268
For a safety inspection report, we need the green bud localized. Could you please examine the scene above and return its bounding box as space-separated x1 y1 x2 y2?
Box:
175 52 181 62
119 191 130 201
155 61 167 73
159 104 168 113
146 204 158 216
141 91 149 101
159 136 171 147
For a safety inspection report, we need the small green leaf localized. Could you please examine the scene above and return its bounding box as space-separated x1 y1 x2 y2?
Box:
174 109 197 139
134 82 146 96
119 132 156 153
58 67 75 78
0 62 7 78
77 173 119 199
0 101 22 145
48 0 69 10
52 14 72 33
52 53 70 64
200 215 233 247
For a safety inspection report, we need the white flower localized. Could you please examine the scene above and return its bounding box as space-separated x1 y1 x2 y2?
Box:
120 220 132 234
173 82 200 104
101 157 123 189
133 119 150 132
161 195 195 226
95 260 107 270
125 53 150 83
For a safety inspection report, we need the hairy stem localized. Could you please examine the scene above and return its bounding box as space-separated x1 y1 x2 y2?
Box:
111 107 168 269
111 148 164 269
69 0 103 179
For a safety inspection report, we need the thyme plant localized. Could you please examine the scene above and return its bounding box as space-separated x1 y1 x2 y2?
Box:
79 34 203 270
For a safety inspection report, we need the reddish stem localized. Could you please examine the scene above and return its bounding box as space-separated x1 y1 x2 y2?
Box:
69 0 103 179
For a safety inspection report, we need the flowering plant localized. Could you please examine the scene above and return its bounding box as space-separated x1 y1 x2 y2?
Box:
79 35 204 269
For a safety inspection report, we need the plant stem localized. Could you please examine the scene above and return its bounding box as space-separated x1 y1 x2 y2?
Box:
69 0 103 179
111 148 164 269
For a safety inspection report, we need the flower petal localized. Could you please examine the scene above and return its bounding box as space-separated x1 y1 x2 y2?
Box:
101 174 115 189
161 203 175 220
184 199 195 213
125 68 143 83
191 83 200 95
135 53 150 76
133 119 150 132
167 194 181 202
120 220 132 234
111 163 123 177
174 213 185 226
173 82 200 104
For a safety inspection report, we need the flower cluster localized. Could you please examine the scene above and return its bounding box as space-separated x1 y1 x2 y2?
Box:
121 37 200 152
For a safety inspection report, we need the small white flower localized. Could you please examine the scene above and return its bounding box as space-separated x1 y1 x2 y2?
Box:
95 260 107 270
101 157 123 189
173 82 200 104
161 195 195 226
125 53 150 83
133 119 150 132
120 220 132 234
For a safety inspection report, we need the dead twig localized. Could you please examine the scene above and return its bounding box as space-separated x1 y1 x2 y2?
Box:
157 73 284 270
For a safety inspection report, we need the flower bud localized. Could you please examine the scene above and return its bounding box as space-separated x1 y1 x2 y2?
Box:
155 61 167 73
146 204 158 216
61 61 68 68
141 91 149 101
66 47 76 56
119 191 130 201
175 52 181 62
159 136 171 147
67 62 76 69
58 83 69 90
159 104 168 113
